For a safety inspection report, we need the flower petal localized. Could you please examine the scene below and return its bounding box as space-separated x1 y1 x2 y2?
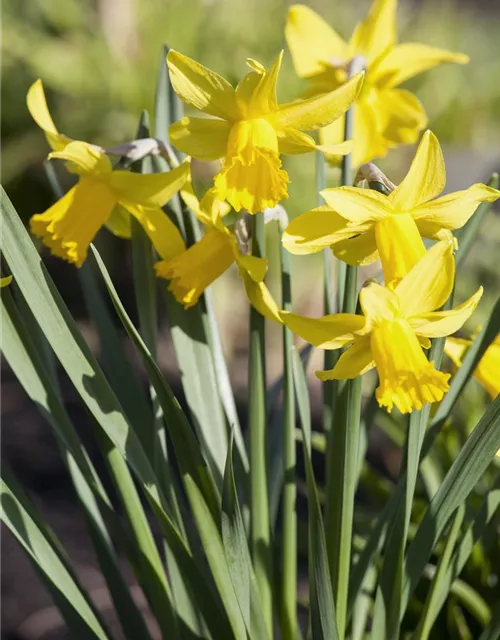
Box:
241 271 283 324
316 337 374 381
0 275 13 288
126 204 186 260
371 43 469 89
349 0 397 64
280 311 365 349
285 4 348 79
239 52 283 116
411 183 500 230
389 130 445 210
444 337 470 367
27 79 72 151
235 253 268 283
30 179 116 267
409 288 483 338
49 141 112 176
359 282 400 324
332 228 379 265
169 117 230 160
321 186 390 223
473 336 500 399
395 239 455 318
105 204 132 238
167 50 238 120
378 89 428 145
374 213 426 285
268 72 363 131
282 206 362 255
109 162 190 208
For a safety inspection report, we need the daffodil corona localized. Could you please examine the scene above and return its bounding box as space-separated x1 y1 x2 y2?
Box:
283 131 500 285
167 50 363 213
285 0 469 165
27 80 190 266
282 242 482 413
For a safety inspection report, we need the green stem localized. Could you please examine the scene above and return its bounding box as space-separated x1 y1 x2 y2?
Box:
323 56 364 640
249 211 272 635
279 221 297 639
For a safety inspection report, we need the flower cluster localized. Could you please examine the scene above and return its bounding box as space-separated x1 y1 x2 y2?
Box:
26 0 499 414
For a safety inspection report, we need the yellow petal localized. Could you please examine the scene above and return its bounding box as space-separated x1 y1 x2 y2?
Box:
378 88 428 146
30 179 116 267
240 271 283 324
371 318 450 413
280 311 365 349
374 213 426 285
126 204 186 260
235 253 268 283
474 336 500 399
167 50 238 120
268 72 363 131
236 52 283 117
169 117 230 160
322 186 389 224
0 275 13 288
26 79 71 151
359 282 399 324
49 141 112 176
412 183 500 231
215 119 289 213
282 206 362 255
389 130 445 210
350 0 397 64
332 229 379 265
316 337 374 380
371 43 469 89
444 336 470 368
155 227 234 308
285 4 348 78
395 240 455 318
409 288 483 338
109 162 190 208
105 205 132 238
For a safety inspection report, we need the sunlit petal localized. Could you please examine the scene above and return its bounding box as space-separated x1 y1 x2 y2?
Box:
395 240 455 317
27 79 71 151
167 50 238 120
374 213 426 285
240 51 283 116
105 205 132 238
241 271 283 324
49 141 112 176
378 89 427 146
235 253 268 283
359 282 399 324
390 130 445 210
281 311 365 349
322 186 390 223
110 162 190 208
316 337 374 380
350 0 397 63
332 229 379 265
126 204 186 260
0 276 13 288
285 4 348 78
409 288 483 338
169 117 230 160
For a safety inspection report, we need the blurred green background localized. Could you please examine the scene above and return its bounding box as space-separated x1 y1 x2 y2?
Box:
2 0 500 362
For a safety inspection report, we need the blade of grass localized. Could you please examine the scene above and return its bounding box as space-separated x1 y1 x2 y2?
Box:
292 346 339 640
1 465 112 640
248 211 273 635
278 219 297 640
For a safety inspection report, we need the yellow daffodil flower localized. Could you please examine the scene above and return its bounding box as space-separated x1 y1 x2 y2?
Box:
0 276 13 288
155 190 282 323
285 1 468 166
283 131 500 284
166 50 363 214
30 140 189 267
446 333 500 400
282 241 482 413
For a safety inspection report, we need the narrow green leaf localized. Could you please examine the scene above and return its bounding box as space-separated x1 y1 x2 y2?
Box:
292 347 339 640
1 466 111 640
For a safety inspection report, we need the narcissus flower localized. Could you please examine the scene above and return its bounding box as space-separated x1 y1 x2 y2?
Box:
167 50 363 213
282 241 482 413
285 1 468 166
155 190 282 322
30 141 190 267
446 333 500 400
283 131 499 285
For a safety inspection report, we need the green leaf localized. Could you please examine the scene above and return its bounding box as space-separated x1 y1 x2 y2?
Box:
478 603 500 640
292 346 339 640
402 393 500 616
1 466 111 640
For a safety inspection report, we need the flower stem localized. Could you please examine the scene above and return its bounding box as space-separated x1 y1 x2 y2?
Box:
324 56 365 640
279 220 297 639
249 211 272 635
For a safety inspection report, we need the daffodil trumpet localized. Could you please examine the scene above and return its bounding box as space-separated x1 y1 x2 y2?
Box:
283 131 500 286
166 49 364 214
281 241 483 414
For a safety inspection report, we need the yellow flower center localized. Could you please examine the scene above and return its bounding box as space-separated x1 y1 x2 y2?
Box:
155 228 235 309
214 118 289 214
370 318 450 413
